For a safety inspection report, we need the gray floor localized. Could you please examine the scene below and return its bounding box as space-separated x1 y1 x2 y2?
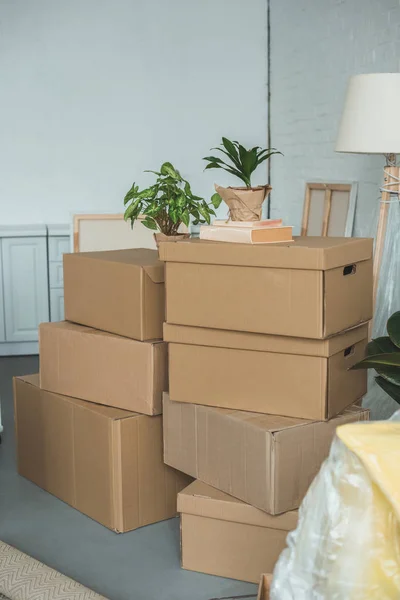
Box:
0 356 257 600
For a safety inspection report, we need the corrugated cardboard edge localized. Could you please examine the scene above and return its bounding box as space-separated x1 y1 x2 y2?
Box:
13 377 19 472
177 483 297 531
152 342 167 415
257 574 272 600
111 420 124 533
163 322 369 358
159 237 373 270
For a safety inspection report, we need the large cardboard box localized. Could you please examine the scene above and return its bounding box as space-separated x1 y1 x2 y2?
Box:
159 237 373 339
40 321 167 415
64 248 164 341
164 393 369 514
178 480 297 584
165 322 368 420
14 375 191 532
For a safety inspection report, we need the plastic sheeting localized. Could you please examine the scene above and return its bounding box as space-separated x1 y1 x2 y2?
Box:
362 192 400 419
270 413 400 600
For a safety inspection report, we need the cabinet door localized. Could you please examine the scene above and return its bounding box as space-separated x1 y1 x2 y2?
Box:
2 237 49 342
50 288 65 322
0 244 5 342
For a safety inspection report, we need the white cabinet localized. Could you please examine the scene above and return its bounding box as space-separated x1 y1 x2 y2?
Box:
0 224 70 355
50 288 65 322
2 236 49 342
48 227 69 322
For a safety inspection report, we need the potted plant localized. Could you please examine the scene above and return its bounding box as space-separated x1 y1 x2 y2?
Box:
351 311 400 405
203 137 282 221
123 162 217 246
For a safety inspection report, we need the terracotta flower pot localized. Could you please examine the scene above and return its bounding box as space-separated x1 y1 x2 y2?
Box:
215 184 272 221
153 232 190 249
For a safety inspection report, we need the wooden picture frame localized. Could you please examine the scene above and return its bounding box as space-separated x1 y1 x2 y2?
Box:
73 214 157 253
301 182 357 237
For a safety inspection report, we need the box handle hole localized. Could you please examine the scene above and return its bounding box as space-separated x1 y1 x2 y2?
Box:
343 264 356 276
344 345 355 358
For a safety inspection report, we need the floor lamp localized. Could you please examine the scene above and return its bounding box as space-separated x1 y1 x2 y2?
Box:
336 73 400 329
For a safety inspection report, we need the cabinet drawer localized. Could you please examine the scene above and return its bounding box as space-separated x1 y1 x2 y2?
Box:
49 262 64 288
49 236 70 262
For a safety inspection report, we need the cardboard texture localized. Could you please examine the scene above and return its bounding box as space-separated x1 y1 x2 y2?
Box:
64 248 164 341
178 481 297 584
14 375 191 532
159 237 373 338
163 394 370 514
39 321 167 415
164 323 368 420
257 574 272 600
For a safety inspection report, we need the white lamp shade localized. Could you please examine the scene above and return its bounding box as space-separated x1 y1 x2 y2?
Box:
336 73 400 154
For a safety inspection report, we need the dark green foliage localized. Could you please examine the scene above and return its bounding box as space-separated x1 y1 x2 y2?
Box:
351 311 400 404
123 162 216 236
203 137 282 188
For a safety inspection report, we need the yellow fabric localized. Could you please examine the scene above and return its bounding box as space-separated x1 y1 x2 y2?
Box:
337 422 400 597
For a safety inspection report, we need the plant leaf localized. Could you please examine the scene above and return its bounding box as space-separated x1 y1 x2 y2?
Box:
351 352 400 369
160 162 180 179
211 146 242 170
123 182 137 205
124 198 141 220
388 311 400 348
222 137 240 164
211 192 223 208
367 336 399 356
181 210 190 227
202 156 225 165
375 376 400 405
142 217 158 231
204 162 248 185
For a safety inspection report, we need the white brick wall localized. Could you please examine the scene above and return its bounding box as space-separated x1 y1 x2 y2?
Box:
270 0 400 237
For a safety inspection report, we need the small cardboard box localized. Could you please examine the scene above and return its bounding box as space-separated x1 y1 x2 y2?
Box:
164 322 368 420
178 480 297 584
257 574 272 600
14 375 191 532
64 248 164 341
164 393 369 514
40 321 167 415
159 237 373 339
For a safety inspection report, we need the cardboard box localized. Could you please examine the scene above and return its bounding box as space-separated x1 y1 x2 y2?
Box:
40 321 167 415
257 574 272 600
159 237 373 338
14 375 191 532
64 248 164 341
178 480 297 584
164 393 369 514
164 322 368 420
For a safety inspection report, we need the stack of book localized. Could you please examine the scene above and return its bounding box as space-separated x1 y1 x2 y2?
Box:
200 218 293 244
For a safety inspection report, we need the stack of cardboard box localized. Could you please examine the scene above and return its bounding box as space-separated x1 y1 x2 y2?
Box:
14 248 190 533
159 236 373 584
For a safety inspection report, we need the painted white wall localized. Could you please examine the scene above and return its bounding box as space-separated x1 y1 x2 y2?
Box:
270 0 400 237
0 0 268 225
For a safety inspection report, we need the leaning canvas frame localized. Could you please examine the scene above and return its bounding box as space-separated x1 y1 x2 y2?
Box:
72 213 157 252
301 182 358 237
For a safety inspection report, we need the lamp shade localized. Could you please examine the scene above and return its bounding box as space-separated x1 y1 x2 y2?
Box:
336 73 400 154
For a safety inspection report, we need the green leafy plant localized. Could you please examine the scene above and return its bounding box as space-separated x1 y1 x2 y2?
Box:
123 162 217 236
203 137 282 188
351 311 400 405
